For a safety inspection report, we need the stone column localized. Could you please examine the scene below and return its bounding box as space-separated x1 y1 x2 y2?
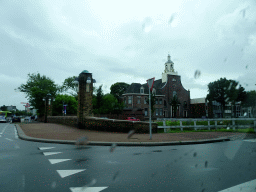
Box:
77 70 93 129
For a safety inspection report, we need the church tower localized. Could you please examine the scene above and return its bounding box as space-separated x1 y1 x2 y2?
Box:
162 54 178 83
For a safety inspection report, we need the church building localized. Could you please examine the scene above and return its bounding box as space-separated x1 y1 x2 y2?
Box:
121 54 191 120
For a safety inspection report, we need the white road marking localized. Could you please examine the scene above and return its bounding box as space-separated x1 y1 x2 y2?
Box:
39 147 55 150
14 127 18 139
244 139 256 142
56 169 86 178
48 159 71 164
43 152 62 156
5 138 13 141
218 179 256 192
69 187 108 192
0 124 9 134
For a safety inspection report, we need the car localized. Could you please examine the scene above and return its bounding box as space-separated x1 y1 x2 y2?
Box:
6 117 12 122
126 117 140 121
12 116 21 123
0 116 7 123
24 116 31 122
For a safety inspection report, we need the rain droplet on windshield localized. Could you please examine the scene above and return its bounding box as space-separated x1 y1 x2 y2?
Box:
194 70 201 79
81 179 97 189
127 130 135 139
142 17 153 33
205 161 208 168
75 136 89 147
110 143 117 152
193 152 197 157
113 171 119 181
169 14 176 25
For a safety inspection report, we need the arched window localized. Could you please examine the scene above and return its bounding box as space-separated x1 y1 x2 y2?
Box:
173 91 177 97
140 86 144 94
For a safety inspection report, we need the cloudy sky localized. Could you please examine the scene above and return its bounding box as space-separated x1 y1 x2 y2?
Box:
1 0 256 110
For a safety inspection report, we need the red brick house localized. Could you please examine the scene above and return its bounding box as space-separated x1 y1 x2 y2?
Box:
121 55 191 120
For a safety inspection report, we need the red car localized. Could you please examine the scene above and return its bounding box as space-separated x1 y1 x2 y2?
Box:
126 117 140 121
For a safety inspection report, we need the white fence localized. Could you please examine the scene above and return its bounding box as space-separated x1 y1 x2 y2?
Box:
157 118 256 133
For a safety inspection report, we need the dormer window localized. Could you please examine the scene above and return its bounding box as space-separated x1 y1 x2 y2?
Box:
140 86 144 94
152 88 156 95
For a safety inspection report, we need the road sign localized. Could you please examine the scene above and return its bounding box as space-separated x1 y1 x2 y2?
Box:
25 103 30 108
147 77 155 91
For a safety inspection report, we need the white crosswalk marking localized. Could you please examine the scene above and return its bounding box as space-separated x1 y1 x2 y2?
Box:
218 179 256 192
14 127 18 139
244 139 256 142
5 138 13 141
57 169 86 178
48 159 71 164
43 152 62 156
69 187 108 192
39 147 55 150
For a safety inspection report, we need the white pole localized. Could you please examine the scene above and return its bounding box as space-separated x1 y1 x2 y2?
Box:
149 88 152 140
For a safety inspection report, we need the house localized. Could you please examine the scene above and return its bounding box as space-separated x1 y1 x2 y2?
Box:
121 54 191 120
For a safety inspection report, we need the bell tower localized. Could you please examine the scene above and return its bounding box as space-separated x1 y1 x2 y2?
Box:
162 54 178 83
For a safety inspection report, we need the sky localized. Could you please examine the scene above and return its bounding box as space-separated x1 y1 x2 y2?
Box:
1 0 256 111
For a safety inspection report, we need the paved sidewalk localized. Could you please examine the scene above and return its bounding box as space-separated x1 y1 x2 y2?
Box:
15 122 256 146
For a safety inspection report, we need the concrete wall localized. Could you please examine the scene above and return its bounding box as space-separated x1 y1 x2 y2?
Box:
46 116 157 133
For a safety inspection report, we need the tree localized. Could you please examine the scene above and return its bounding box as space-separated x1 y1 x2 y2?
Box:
146 91 156 115
93 85 104 114
242 90 256 117
0 105 7 111
110 82 130 102
60 76 78 99
206 78 246 118
170 95 181 118
15 73 60 117
52 94 78 116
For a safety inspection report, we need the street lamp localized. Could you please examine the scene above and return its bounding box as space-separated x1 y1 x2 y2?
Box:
42 93 55 123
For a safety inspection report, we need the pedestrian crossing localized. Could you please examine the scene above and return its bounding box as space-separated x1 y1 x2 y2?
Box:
243 139 256 142
39 146 108 192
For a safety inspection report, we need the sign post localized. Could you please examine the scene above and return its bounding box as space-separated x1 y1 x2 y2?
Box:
147 77 155 140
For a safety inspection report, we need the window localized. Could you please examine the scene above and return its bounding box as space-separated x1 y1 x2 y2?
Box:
140 86 144 94
145 108 148 116
137 96 141 104
236 105 241 117
156 108 159 116
128 96 132 104
173 91 177 97
164 100 167 106
159 99 162 104
155 99 158 105
144 97 147 104
184 101 187 108
152 88 156 94
159 108 163 116
124 97 126 104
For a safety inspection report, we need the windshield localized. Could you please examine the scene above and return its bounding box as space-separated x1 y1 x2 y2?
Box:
1 0 256 192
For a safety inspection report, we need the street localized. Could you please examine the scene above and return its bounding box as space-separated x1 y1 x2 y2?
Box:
0 122 256 192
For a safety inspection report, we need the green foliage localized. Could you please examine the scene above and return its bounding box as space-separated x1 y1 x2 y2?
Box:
52 94 78 116
0 105 7 111
110 82 130 101
60 76 78 99
206 78 246 117
15 73 60 117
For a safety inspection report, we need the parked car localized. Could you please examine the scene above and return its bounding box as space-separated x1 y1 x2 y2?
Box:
6 117 12 122
0 116 7 123
12 116 21 123
126 117 140 121
24 116 31 122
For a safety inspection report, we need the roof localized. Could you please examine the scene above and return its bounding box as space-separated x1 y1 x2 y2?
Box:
190 98 206 104
124 79 166 95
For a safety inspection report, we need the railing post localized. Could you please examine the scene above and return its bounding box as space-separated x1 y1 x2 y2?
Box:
208 120 210 130
163 120 166 133
232 119 235 131
180 120 183 131
194 120 197 131
215 120 217 130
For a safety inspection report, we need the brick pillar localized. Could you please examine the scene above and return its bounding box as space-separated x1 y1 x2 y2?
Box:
77 71 93 129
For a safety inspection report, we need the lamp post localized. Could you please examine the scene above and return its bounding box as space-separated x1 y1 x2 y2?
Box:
43 93 55 123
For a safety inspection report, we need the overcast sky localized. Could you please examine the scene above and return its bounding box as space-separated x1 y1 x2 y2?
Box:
1 0 256 111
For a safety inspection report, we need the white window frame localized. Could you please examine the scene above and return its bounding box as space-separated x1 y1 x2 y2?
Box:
145 108 148 116
128 96 132 104
159 108 163 116
159 99 162 105
156 108 159 116
137 96 141 104
140 87 144 94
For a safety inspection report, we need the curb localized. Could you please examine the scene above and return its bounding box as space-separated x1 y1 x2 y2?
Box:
15 124 231 146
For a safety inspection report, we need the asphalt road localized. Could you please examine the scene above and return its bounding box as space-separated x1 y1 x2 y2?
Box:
1 122 256 192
